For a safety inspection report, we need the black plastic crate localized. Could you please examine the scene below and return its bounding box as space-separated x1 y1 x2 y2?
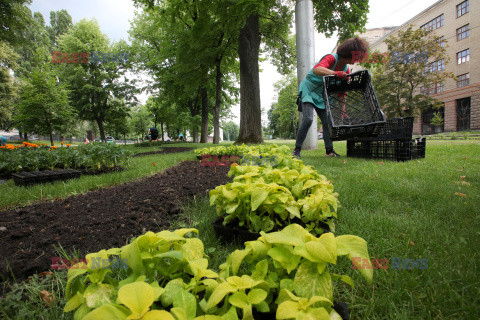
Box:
361 117 414 141
323 70 386 141
347 138 426 161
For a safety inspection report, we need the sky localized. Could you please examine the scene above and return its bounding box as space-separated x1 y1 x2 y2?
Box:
29 0 440 125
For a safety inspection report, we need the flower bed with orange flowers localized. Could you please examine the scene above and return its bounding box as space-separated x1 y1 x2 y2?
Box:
0 142 133 179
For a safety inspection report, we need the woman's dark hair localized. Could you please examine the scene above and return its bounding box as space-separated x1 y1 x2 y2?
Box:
336 37 369 59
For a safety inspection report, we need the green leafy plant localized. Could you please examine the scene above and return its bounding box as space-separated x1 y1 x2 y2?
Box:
63 228 222 320
0 143 133 177
194 144 291 158
216 224 373 320
210 163 339 234
63 225 373 319
210 180 301 233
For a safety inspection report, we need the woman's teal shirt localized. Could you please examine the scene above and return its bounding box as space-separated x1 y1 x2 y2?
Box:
298 53 348 109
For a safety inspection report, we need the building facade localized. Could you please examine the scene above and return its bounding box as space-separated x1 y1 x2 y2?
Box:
364 0 479 134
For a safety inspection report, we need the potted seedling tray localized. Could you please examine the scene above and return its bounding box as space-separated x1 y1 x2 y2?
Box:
11 169 82 186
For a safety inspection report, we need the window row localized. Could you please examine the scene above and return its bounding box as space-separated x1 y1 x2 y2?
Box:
420 1 469 33
421 14 444 31
421 83 444 95
419 73 469 94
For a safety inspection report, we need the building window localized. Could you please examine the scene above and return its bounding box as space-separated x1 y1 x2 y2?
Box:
457 49 470 64
437 36 446 47
422 106 445 134
456 24 470 40
457 73 470 87
421 14 444 31
421 82 444 95
425 60 445 74
457 0 469 18
456 97 470 131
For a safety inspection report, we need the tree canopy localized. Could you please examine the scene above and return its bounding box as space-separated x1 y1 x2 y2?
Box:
363 26 454 117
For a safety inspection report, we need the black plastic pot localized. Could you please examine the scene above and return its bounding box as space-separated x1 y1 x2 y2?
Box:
213 216 333 244
212 217 260 244
252 310 276 320
251 301 349 320
333 301 350 320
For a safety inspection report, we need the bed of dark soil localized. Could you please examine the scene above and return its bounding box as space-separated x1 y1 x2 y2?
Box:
0 161 230 282
133 146 193 157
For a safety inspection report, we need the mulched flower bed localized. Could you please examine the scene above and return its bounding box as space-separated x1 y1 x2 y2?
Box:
0 161 230 282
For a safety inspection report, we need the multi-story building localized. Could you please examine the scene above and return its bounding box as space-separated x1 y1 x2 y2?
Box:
360 0 478 134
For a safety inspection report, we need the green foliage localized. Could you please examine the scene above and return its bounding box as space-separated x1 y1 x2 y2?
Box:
0 0 32 47
0 272 69 320
57 19 136 141
0 42 19 130
222 121 239 142
211 161 339 234
63 224 372 319
63 228 221 319
0 143 133 176
194 144 291 157
312 0 369 40
363 26 455 117
268 74 298 139
205 144 339 235
15 55 73 145
217 223 372 318
47 9 73 47
430 112 444 127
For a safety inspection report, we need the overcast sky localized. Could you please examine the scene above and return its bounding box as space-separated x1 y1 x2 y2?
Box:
30 0 439 124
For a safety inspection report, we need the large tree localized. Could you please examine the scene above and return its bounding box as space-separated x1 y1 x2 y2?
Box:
58 19 136 141
132 0 368 144
363 26 455 117
47 9 72 47
131 0 239 144
15 60 72 146
0 43 19 130
0 0 32 47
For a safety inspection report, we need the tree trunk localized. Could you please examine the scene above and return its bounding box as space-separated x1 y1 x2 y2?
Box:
193 128 199 143
213 60 222 144
200 87 209 143
49 131 54 146
236 14 263 144
96 118 106 142
161 121 164 142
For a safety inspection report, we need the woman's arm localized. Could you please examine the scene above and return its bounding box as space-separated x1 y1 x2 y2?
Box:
313 66 336 77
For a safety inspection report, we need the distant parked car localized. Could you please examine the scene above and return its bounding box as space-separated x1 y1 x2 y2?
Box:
105 136 115 143
318 132 323 139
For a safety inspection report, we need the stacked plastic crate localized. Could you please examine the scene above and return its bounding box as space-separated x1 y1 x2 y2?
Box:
346 117 426 161
323 70 425 161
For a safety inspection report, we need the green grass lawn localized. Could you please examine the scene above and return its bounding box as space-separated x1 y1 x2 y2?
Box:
179 139 480 319
1 140 479 319
278 139 479 319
